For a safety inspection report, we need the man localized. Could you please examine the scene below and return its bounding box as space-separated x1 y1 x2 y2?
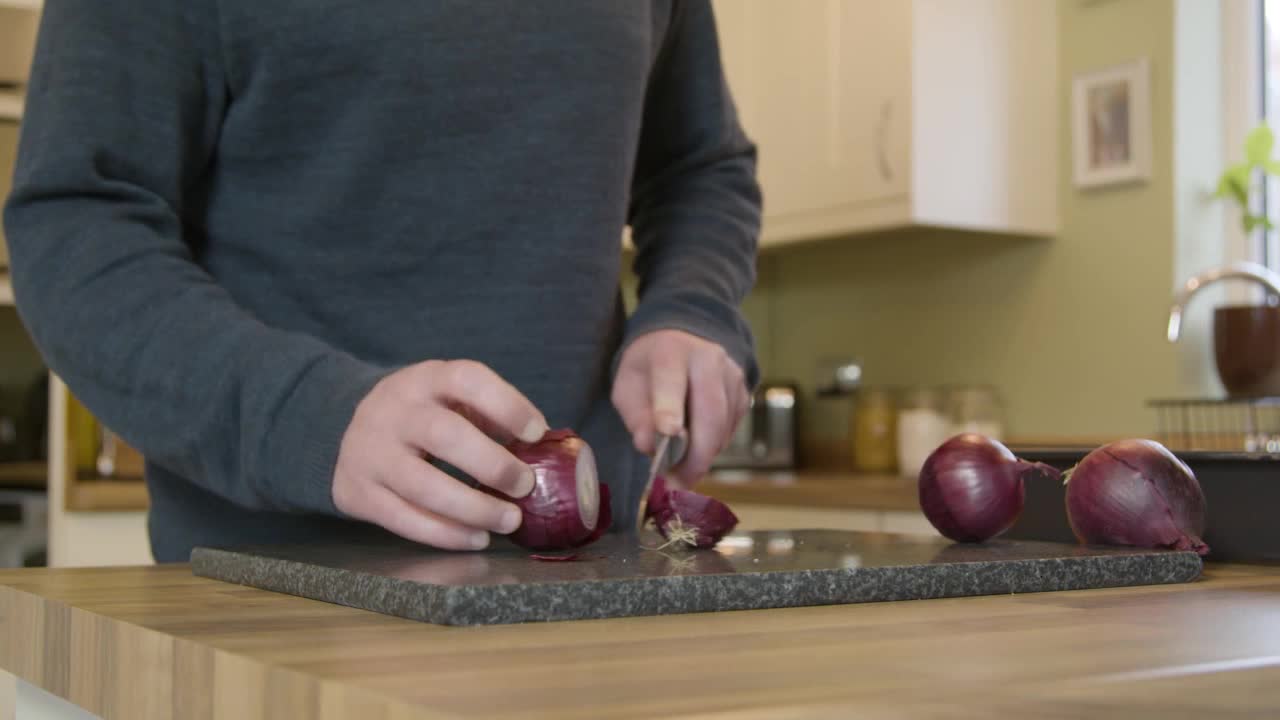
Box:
3 1 760 562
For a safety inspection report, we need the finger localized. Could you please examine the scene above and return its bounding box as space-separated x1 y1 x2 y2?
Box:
361 484 492 551
649 350 689 437
677 351 730 484
421 360 548 443
406 408 536 499
611 366 656 455
384 453 524 534
724 361 750 442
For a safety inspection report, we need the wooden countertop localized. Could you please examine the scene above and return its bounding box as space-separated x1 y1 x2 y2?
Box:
700 469 922 512
2 561 1280 718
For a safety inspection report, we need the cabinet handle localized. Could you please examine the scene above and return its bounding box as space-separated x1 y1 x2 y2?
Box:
876 99 893 182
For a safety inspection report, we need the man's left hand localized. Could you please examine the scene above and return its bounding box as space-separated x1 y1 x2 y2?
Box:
612 329 750 485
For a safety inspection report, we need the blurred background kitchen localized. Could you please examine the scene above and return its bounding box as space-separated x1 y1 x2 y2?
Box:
4 0 1280 568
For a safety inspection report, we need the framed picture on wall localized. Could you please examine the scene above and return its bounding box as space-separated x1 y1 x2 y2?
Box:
1072 58 1151 188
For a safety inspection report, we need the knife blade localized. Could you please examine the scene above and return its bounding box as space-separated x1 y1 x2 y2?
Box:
636 431 688 533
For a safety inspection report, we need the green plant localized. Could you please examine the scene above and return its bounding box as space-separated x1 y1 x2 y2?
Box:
1216 124 1280 234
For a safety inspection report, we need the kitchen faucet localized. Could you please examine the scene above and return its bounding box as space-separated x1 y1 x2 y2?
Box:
1167 261 1280 342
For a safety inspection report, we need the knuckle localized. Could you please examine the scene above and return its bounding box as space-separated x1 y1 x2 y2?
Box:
443 360 476 388
420 409 458 449
403 361 443 401
486 451 525 491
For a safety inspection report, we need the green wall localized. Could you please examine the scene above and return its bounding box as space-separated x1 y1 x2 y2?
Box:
729 0 1198 460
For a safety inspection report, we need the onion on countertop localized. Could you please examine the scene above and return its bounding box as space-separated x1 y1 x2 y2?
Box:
1064 439 1209 556
918 433 1061 543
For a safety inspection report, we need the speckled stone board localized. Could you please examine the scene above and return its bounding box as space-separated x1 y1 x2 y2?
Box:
190 529 1204 626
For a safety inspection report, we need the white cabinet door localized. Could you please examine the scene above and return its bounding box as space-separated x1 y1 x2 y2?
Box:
711 0 1058 245
828 0 911 208
713 0 910 243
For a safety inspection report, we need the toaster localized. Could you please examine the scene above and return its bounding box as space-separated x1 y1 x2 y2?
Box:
712 381 798 469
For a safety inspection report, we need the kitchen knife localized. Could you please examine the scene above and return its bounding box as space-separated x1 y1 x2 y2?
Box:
636 431 688 533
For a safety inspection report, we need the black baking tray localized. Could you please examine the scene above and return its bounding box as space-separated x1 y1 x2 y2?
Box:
1003 447 1280 565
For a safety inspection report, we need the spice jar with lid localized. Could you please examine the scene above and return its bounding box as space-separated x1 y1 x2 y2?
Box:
851 387 896 473
949 385 1004 440
896 386 951 479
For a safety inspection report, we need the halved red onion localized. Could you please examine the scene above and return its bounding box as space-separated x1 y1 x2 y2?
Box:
1064 439 1209 555
644 475 739 549
918 433 1060 543
490 428 612 551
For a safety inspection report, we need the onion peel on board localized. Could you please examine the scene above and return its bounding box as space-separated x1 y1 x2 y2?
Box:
643 475 739 549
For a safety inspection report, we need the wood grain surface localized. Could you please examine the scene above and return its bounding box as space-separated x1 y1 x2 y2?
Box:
0 562 1278 718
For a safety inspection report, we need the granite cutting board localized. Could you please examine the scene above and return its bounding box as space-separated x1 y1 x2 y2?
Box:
190 529 1203 626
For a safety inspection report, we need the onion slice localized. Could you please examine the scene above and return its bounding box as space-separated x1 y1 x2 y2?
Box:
643 475 739 549
488 429 613 551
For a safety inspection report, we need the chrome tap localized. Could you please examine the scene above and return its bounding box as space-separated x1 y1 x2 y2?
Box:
1167 261 1280 342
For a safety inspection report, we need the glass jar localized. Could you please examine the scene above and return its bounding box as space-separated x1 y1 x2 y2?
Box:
896 386 951 479
851 387 896 473
949 385 1004 440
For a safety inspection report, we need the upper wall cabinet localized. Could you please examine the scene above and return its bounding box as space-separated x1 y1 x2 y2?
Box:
0 1 40 84
712 0 1060 248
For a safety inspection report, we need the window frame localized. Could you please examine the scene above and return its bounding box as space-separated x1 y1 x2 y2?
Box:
1223 0 1267 270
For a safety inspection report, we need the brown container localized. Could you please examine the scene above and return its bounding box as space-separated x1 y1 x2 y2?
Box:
1214 304 1280 397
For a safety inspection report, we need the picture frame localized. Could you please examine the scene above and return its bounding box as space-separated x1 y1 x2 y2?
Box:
1072 58 1151 188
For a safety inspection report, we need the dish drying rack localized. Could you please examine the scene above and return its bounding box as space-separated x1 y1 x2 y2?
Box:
1149 396 1280 453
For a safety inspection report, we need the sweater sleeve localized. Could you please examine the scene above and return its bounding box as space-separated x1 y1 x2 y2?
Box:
622 0 763 389
1 0 393 515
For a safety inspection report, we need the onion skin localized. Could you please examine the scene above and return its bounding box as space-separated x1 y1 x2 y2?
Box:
644 475 739 549
1064 439 1209 556
488 429 612 551
918 433 1059 543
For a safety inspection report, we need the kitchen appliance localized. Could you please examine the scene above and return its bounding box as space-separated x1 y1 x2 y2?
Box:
0 489 46 568
712 380 797 469
192 528 1201 626
0 371 46 464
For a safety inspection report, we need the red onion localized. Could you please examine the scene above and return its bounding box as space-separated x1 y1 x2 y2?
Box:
1064 439 1208 555
643 475 739 549
918 433 1060 543
487 429 612 551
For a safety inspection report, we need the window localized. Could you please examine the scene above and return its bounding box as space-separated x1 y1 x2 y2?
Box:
1262 0 1280 268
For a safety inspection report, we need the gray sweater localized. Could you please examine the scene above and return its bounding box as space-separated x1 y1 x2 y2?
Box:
3 0 760 562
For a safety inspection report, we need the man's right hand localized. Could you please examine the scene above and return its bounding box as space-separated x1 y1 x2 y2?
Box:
332 360 548 551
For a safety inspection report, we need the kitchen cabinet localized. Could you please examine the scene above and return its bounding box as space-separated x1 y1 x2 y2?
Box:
0 1 39 91
712 0 1059 247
